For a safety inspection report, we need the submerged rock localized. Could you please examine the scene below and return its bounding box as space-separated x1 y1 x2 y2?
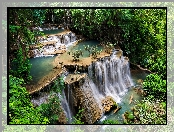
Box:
129 94 134 104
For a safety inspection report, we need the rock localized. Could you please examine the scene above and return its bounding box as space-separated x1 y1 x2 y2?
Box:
101 96 117 113
122 114 126 121
58 111 67 124
113 106 121 113
129 94 133 104
137 79 143 84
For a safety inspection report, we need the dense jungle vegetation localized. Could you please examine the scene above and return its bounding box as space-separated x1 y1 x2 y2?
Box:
8 8 166 124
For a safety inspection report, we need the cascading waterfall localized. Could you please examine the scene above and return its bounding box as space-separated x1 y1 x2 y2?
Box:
88 49 134 103
30 28 134 124
31 31 76 58
60 49 134 124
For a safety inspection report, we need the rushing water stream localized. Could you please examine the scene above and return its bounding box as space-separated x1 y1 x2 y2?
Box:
95 70 149 124
29 29 149 124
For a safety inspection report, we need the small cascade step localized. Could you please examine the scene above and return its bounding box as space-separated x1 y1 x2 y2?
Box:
28 30 78 58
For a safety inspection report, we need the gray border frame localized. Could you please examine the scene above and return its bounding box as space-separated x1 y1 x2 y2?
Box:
2 2 173 132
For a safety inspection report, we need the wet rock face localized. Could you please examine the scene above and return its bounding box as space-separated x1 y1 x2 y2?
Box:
64 74 121 124
64 74 103 124
73 86 103 124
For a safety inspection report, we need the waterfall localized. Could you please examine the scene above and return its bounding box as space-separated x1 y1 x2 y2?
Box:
70 32 76 42
60 49 134 124
64 35 70 45
61 89 73 123
88 49 134 103
30 48 133 124
30 31 76 58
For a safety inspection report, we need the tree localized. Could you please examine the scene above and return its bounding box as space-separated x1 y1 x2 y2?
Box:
9 8 46 82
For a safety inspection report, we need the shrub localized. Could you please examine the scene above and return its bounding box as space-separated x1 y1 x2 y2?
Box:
38 93 62 124
133 99 166 124
143 74 166 101
9 75 49 124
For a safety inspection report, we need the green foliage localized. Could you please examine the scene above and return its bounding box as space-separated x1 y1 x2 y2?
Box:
9 9 46 83
103 42 115 54
102 119 119 124
133 99 166 124
71 109 85 124
9 75 49 124
10 47 32 82
69 9 119 42
52 76 65 93
67 9 166 78
84 45 91 56
70 50 83 61
123 111 135 124
37 76 65 124
33 9 46 25
38 93 62 124
90 45 102 59
113 102 117 107
118 9 166 78
54 9 64 19
84 45 102 58
143 74 166 101
9 25 21 33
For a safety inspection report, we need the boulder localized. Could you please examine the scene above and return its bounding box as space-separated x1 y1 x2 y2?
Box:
101 96 117 113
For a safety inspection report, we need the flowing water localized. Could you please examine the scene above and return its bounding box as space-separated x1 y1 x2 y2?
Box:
31 29 76 58
29 39 103 123
88 50 134 104
29 29 149 124
95 69 149 124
